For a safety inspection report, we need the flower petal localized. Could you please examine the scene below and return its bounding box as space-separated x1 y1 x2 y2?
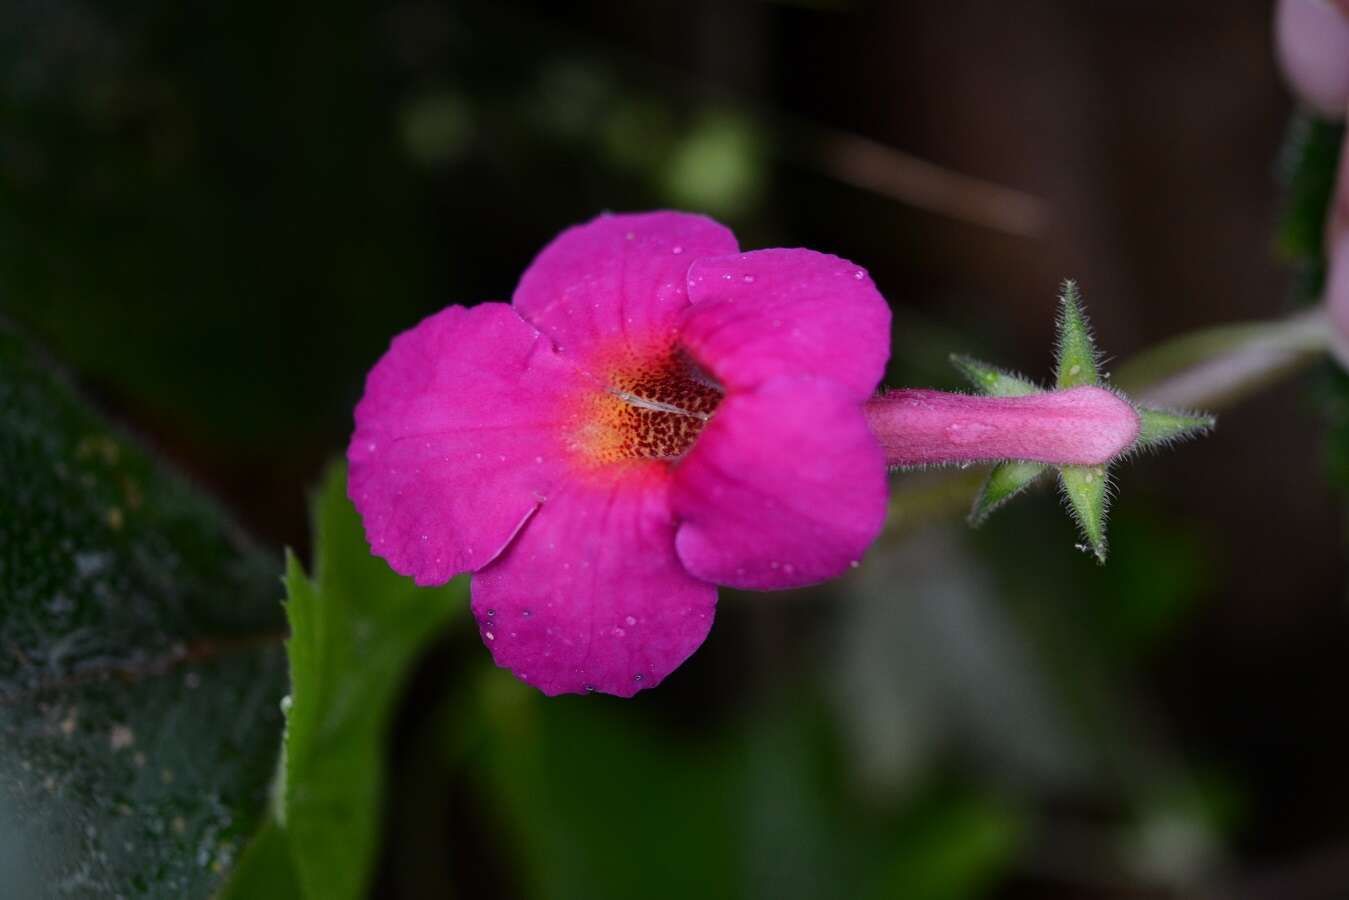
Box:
671 376 888 590
681 249 892 399
472 463 717 697
512 211 739 367
348 303 587 586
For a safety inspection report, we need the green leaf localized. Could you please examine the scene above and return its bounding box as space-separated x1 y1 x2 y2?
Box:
1135 407 1216 450
862 791 1021 900
1059 464 1111 564
1054 280 1100 389
949 355 1041 397
0 319 287 897
969 461 1049 525
214 819 301 900
278 463 466 900
1276 114 1345 260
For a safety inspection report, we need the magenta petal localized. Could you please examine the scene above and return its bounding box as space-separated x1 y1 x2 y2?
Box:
348 303 587 586
472 465 717 697
681 249 892 399
512 211 739 366
671 377 888 590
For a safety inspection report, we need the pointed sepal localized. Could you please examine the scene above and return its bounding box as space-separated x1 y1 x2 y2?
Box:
936 281 1214 565
969 460 1050 525
1055 280 1100 389
950 354 1041 397
1134 407 1216 451
1059 464 1110 564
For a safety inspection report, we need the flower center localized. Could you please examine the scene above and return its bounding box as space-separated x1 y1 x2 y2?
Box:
578 350 723 463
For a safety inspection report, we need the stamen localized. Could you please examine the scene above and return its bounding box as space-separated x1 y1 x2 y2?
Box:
576 349 724 463
605 387 713 421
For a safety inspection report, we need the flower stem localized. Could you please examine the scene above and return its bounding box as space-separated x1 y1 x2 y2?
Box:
865 386 1140 469
1113 307 1331 410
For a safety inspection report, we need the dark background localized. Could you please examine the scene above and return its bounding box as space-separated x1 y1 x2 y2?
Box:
3 1 1346 896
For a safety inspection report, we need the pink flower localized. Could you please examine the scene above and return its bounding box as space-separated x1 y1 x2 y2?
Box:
348 211 892 697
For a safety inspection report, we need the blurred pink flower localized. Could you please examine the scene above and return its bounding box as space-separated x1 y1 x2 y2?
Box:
348 211 892 696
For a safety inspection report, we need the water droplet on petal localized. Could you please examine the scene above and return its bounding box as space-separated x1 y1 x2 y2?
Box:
853 270 865 280
584 684 596 693
625 615 637 626
485 631 495 641
672 245 684 254
633 674 644 682
742 274 755 283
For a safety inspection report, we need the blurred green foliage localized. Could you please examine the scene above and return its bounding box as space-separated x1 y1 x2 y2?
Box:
1277 114 1349 489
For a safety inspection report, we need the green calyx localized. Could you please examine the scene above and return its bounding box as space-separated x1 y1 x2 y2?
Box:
955 281 1214 564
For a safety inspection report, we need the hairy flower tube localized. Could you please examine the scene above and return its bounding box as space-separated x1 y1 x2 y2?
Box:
349 212 1204 697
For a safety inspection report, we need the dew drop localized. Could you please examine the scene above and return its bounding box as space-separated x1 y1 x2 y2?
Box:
584 684 596 693
633 674 644 682
1069 364 1082 376
849 560 860 568
853 270 865 280
485 631 495 641
742 274 755 283
672 245 684 254
625 615 637 626
522 609 532 617
946 422 992 445
486 608 495 616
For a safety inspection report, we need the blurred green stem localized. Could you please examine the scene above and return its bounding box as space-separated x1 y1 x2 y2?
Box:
1116 306 1331 411
884 306 1333 537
